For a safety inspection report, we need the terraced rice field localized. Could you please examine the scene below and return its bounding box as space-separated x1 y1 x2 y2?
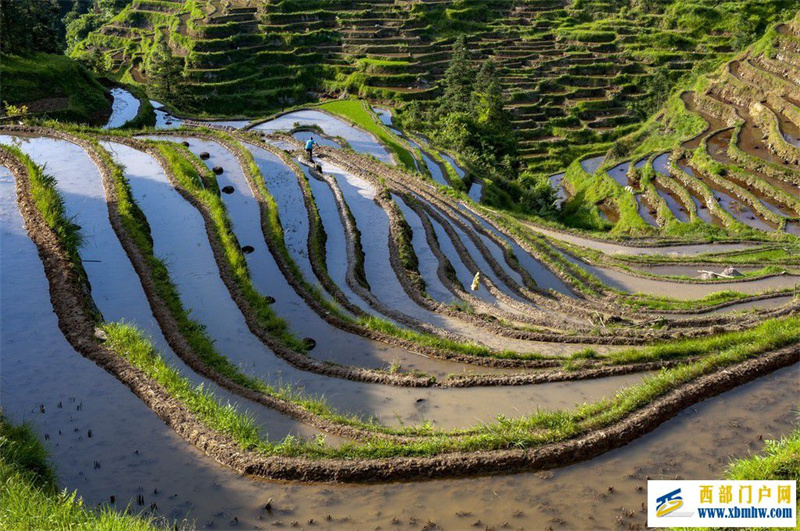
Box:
72 0 797 175
2 5 800 529
2 55 799 524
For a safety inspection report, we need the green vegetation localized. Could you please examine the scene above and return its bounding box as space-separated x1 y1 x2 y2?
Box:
672 426 800 531
726 428 800 483
0 0 63 55
0 416 163 530
0 145 91 291
98 315 800 456
0 53 110 123
401 37 519 210
152 141 309 352
63 0 793 174
319 100 416 171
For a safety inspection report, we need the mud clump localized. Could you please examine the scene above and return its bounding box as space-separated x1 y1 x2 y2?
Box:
181 141 189 147
221 185 234 194
302 337 317 350
199 152 210 160
242 245 255 254
213 166 224 175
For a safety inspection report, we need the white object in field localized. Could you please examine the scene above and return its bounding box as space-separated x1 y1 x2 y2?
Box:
471 271 481 291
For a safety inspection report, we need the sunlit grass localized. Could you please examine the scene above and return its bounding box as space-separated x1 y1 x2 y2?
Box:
319 100 417 171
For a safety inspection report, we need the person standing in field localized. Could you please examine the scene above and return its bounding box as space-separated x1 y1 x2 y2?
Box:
305 137 316 161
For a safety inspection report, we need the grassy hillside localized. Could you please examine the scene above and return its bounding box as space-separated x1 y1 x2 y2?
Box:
70 0 796 175
549 11 800 238
0 53 111 124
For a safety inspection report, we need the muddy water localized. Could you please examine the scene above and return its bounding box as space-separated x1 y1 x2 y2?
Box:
521 221 760 257
451 208 525 288
241 365 794 531
0 163 326 525
252 110 393 165
149 136 323 288
250 144 319 285
304 165 381 317
652 153 692 222
429 201 529 305
104 87 140 129
654 183 691 222
708 130 798 217
321 156 528 329
459 205 574 295
292 130 340 149
562 252 798 299
126 137 645 426
426 209 498 304
129 140 546 386
7 135 315 438
680 161 775 231
580 155 605 175
318 156 434 319
441 152 466 180
151 100 182 129
468 181 483 202
636 194 660 227
606 160 630 187
753 191 794 218
321 156 601 352
393 194 456 304
673 162 719 225
711 187 775 231
38 337 793 531
176 139 492 378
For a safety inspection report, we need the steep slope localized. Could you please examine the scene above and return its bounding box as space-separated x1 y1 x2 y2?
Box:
557 12 800 238
0 53 111 124
72 0 797 174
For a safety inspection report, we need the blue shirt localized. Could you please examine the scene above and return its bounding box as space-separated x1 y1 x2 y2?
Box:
305 139 315 150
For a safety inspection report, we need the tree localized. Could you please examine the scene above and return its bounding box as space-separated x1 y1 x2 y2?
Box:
146 32 183 101
0 0 63 55
520 171 557 217
440 36 472 114
473 59 511 135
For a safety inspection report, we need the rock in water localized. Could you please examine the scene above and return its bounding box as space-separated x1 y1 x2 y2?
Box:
721 266 742 277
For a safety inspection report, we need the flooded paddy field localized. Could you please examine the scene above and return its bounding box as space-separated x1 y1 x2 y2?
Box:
5 5 800 530
1 85 797 530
